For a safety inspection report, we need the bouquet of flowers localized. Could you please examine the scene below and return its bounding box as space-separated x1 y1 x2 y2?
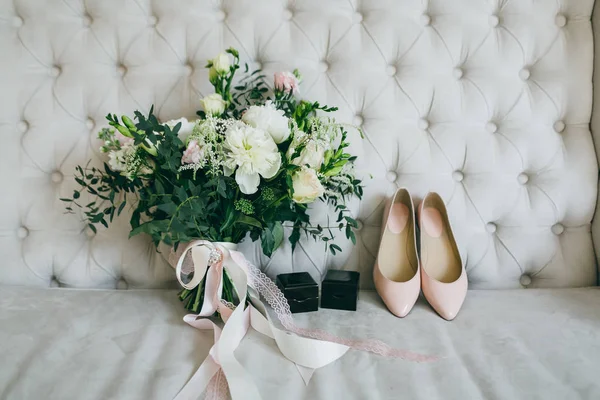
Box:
62 47 363 313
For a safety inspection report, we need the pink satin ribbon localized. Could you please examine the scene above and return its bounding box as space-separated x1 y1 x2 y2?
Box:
173 241 436 400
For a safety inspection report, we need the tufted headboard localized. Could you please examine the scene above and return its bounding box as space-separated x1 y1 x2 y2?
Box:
1 0 598 291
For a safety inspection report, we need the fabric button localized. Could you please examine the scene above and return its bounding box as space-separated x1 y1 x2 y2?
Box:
555 14 567 27
117 64 127 76
318 61 329 72
254 61 262 70
148 15 158 26
452 171 464 182
86 118 95 130
82 14 92 27
13 16 23 27
184 63 194 76
486 122 498 133
486 222 497 233
489 15 499 27
552 223 565 235
17 120 29 133
282 9 293 21
116 279 129 290
17 227 29 239
386 171 397 183
356 219 364 231
386 65 397 76
50 66 61 77
352 12 363 24
420 14 431 26
519 68 530 81
353 115 363 126
50 278 60 288
517 173 529 185
51 171 63 183
520 274 532 286
553 120 565 133
418 118 430 130
453 67 463 80
215 10 226 22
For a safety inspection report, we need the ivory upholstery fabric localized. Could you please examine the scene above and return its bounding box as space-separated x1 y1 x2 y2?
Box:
0 0 597 290
2 287 600 400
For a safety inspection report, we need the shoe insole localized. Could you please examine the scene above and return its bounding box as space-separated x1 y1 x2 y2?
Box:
421 207 461 283
379 203 417 282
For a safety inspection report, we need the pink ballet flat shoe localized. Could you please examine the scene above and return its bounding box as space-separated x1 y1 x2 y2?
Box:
373 188 420 318
418 192 468 321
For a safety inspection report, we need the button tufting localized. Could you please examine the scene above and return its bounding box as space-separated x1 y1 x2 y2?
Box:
489 15 499 27
486 122 498 133
50 65 61 77
82 14 92 27
519 68 531 81
353 115 363 126
184 63 194 76
552 223 565 235
50 278 59 288
148 15 158 26
553 120 566 133
282 9 293 21
254 61 262 70
486 222 497 233
116 279 129 290
51 171 63 183
356 219 364 231
17 226 29 239
13 16 23 27
117 64 127 77
517 173 529 185
215 10 226 22
418 118 430 130
352 12 363 24
420 14 431 26
453 67 463 80
17 120 29 133
318 60 329 72
86 118 95 130
386 171 397 183
452 170 464 182
555 14 567 28
386 65 397 76
520 274 532 286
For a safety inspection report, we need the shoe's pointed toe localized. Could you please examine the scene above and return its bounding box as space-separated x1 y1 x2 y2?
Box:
374 264 420 318
421 270 467 321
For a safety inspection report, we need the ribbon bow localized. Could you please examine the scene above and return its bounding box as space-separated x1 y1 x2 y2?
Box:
172 240 436 400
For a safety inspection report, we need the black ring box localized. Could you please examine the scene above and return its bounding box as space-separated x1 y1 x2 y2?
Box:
320 270 360 311
276 272 319 313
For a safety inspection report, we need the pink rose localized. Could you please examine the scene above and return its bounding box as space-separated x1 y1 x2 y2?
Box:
181 140 204 165
274 71 299 94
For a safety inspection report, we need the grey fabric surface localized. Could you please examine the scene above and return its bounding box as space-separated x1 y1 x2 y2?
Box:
1 286 600 400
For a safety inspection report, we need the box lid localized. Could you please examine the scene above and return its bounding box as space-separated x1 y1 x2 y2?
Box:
276 272 317 289
323 270 359 286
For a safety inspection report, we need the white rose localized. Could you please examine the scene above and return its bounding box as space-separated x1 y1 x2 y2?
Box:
292 167 325 204
242 102 290 144
164 117 196 143
291 140 325 169
212 53 230 75
200 93 227 116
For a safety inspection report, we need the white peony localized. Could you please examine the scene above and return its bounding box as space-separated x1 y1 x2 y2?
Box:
223 123 281 194
200 93 227 116
164 117 196 143
291 167 325 204
212 53 230 75
242 102 290 144
291 140 325 169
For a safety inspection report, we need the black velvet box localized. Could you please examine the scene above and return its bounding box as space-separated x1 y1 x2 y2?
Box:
276 272 319 313
320 270 360 311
